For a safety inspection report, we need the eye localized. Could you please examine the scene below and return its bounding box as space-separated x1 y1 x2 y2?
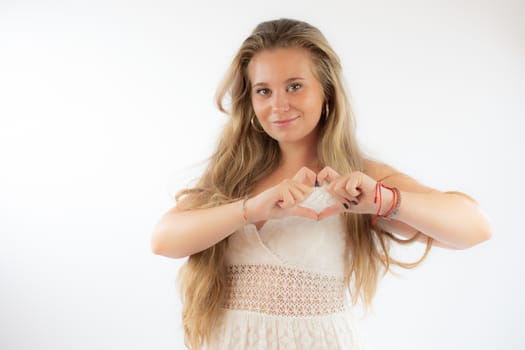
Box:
287 83 302 92
256 88 270 96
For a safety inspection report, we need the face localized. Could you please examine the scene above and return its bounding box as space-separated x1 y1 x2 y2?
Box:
248 47 325 146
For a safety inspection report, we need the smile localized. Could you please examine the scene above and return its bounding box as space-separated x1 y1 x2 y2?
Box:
272 116 300 127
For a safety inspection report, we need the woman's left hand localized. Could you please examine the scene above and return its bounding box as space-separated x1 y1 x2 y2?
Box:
316 166 393 220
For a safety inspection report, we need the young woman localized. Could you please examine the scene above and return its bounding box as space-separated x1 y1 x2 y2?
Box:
151 18 491 350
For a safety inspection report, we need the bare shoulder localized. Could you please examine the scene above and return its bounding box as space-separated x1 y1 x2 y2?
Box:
363 158 438 193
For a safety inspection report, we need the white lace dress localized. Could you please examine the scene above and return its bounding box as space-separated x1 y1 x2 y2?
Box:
208 187 364 349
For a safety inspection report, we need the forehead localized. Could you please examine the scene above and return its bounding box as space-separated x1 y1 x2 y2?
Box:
247 47 317 84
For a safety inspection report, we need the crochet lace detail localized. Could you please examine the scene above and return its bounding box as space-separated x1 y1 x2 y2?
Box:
223 264 345 317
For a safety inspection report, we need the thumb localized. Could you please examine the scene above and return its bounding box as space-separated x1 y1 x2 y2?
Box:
288 206 319 220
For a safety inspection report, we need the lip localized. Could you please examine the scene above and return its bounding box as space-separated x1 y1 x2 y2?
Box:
272 116 299 127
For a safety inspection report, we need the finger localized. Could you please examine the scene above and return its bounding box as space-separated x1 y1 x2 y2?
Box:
317 166 341 186
326 175 344 194
322 178 360 213
295 182 315 197
323 177 351 204
327 175 361 206
288 184 308 203
331 185 360 206
289 206 319 220
325 190 358 213
277 179 314 209
318 204 346 220
278 188 295 209
292 166 317 187
344 173 363 198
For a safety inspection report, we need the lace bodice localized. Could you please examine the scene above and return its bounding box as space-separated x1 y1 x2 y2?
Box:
209 187 364 349
225 186 345 274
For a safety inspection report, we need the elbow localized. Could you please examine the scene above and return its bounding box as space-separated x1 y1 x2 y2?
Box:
150 223 164 255
471 210 493 246
457 220 493 250
457 202 493 249
150 235 165 256
150 208 190 258
150 233 166 256
150 228 188 259
475 221 493 245
150 237 187 259
479 220 493 242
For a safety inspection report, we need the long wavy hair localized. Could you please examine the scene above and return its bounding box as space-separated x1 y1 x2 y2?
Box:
175 18 432 349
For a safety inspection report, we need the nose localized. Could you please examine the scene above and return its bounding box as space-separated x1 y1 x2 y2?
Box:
271 91 290 113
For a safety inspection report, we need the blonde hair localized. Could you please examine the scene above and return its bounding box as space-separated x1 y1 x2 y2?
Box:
175 18 431 349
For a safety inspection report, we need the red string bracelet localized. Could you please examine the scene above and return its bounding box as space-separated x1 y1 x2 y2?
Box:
382 185 397 217
373 182 383 225
372 182 401 224
383 187 401 218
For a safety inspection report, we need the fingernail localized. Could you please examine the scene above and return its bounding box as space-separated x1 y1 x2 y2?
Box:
351 200 359 205
343 202 349 209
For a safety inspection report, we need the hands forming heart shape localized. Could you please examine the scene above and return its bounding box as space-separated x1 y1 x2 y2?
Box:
245 166 393 223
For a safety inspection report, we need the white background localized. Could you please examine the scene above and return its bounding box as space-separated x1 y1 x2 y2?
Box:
1 0 524 349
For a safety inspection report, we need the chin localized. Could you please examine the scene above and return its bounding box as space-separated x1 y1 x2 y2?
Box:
270 127 319 145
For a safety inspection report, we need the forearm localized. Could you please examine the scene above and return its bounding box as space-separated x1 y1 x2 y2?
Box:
392 191 492 249
150 200 245 259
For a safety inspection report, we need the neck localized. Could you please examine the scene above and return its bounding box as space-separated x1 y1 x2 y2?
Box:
278 138 320 174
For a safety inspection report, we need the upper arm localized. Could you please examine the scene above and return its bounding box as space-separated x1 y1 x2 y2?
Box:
363 158 439 194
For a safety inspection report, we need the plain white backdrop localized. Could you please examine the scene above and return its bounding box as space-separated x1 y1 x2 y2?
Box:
1 0 524 349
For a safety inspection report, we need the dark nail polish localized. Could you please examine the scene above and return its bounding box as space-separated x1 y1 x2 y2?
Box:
351 200 359 205
343 202 349 209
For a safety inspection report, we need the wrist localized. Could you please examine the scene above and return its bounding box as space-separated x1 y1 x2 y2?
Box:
378 188 394 216
241 197 250 224
382 187 401 218
241 197 260 224
372 182 401 224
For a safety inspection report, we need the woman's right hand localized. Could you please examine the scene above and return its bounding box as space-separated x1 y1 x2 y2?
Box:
151 167 319 258
244 167 319 223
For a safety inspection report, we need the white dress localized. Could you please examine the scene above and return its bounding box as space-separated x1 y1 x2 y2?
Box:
209 187 364 349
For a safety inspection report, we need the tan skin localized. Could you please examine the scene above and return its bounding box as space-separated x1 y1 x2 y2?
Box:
245 48 416 233
150 47 491 259
243 47 489 248
247 161 440 244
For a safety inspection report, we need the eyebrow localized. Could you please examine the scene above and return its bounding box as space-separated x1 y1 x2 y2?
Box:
252 77 305 88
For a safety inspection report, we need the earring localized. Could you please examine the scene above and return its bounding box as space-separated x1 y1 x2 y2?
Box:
250 116 264 133
323 103 330 120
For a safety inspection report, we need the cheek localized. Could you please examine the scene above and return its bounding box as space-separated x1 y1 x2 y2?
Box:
251 98 269 118
293 92 323 114
304 98 323 120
